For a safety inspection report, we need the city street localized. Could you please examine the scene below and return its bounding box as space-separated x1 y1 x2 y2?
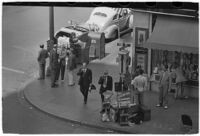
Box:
2 5 199 134
2 6 116 134
2 6 93 97
2 6 129 134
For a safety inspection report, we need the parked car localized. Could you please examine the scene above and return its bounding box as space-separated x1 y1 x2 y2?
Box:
55 7 133 43
82 7 133 41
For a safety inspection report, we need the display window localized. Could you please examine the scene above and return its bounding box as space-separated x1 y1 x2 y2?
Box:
151 49 198 86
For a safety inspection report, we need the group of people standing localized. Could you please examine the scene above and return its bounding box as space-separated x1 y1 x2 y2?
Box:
37 32 94 104
37 35 173 109
131 64 172 109
37 33 79 86
49 44 76 87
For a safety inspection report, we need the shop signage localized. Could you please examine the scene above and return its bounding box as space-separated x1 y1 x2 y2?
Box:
136 54 146 71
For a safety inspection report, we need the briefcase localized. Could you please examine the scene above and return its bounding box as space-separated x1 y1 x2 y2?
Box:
140 105 151 121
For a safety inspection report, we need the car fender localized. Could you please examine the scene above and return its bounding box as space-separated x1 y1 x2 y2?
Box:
128 14 134 28
104 25 118 39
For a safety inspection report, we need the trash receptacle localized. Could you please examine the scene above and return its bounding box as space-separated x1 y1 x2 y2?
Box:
88 32 105 59
75 34 91 64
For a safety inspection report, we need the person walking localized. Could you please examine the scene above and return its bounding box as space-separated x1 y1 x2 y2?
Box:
98 70 113 103
131 69 147 105
37 44 49 80
156 65 172 109
57 45 67 82
49 44 59 88
77 62 92 104
67 49 76 86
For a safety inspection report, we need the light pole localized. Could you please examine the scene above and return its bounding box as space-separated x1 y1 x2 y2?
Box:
49 6 54 49
46 6 54 77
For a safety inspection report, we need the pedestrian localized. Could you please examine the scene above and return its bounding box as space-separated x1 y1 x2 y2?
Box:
49 44 59 88
132 65 141 79
77 62 92 104
98 70 113 103
156 64 172 109
174 65 187 99
67 48 76 86
69 32 80 58
57 45 67 82
37 44 49 80
131 69 147 105
55 47 61 83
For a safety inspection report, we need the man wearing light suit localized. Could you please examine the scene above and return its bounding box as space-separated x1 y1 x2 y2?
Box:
156 65 172 109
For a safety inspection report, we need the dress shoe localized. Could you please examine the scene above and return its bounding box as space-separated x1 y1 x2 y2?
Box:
156 104 163 107
164 105 168 109
51 84 58 88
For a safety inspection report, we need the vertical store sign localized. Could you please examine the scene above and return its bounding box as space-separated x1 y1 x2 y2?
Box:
136 54 146 71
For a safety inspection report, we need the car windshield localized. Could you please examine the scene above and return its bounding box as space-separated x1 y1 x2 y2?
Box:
93 12 107 17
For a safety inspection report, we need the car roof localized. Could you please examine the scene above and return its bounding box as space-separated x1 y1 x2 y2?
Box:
91 7 117 17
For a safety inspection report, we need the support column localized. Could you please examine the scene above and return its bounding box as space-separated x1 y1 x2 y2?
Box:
130 11 136 103
131 11 136 75
147 13 152 91
49 6 54 49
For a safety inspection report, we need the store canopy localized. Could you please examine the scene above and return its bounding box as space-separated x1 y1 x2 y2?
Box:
142 15 199 53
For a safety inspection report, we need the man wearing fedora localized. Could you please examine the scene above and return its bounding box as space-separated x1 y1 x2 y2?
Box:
50 44 59 88
37 44 49 80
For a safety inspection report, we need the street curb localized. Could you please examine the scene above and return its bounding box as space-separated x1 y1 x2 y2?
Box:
23 85 133 134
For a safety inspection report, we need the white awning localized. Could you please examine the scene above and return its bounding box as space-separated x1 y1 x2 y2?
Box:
142 15 199 53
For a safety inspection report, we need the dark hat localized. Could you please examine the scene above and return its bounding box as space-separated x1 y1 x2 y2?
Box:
40 44 44 48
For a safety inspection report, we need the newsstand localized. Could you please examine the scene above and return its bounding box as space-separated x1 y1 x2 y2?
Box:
100 48 151 126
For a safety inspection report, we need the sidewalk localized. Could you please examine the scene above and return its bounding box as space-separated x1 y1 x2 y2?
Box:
23 38 198 134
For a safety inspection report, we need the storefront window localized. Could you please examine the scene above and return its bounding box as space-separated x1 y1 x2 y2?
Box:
151 49 199 85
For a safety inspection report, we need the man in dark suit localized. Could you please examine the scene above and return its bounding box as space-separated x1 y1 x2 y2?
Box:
37 44 49 80
98 70 113 102
49 44 59 88
77 62 92 104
